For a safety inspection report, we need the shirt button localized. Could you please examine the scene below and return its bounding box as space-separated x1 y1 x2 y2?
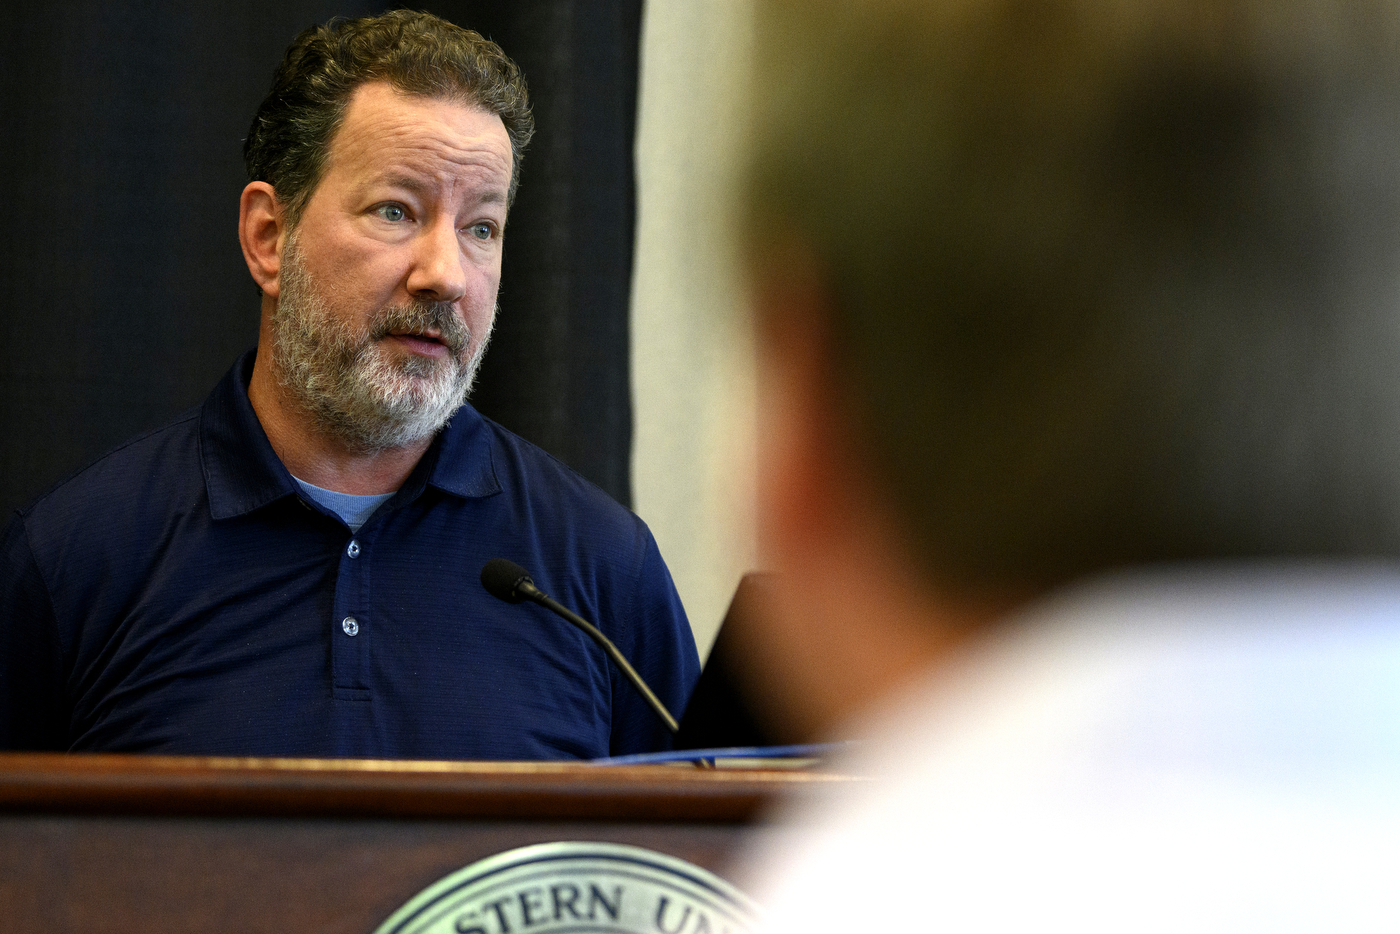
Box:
342 616 359 637
347 540 360 558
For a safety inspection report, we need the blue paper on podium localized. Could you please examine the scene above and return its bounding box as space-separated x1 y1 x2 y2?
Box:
592 743 847 766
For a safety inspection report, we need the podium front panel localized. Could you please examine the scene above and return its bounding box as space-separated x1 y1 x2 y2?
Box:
0 754 844 933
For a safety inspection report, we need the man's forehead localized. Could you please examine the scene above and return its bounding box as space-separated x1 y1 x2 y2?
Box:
327 82 513 181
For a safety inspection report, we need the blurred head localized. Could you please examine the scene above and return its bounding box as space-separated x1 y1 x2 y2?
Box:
244 9 534 227
748 0 1400 596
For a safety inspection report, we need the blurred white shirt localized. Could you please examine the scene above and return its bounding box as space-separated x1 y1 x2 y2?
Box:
739 564 1400 933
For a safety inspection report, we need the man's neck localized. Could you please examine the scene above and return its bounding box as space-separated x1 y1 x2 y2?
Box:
247 344 432 495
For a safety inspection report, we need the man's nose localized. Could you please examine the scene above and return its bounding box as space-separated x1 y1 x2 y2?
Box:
406 219 468 302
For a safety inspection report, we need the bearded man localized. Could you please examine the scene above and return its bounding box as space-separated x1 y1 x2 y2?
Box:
0 11 699 759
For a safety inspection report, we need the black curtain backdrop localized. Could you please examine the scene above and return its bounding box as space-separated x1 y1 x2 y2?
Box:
0 0 641 520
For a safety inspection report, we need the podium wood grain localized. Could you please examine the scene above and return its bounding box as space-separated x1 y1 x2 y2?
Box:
0 753 843 933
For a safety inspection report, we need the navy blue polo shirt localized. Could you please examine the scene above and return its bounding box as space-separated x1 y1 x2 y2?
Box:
0 352 700 759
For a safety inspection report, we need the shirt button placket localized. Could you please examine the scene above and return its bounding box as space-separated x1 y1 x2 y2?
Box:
331 533 370 697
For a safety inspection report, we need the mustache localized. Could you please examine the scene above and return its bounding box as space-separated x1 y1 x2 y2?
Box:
367 301 470 357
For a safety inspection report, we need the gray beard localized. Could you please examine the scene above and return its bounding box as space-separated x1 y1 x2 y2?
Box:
270 239 492 452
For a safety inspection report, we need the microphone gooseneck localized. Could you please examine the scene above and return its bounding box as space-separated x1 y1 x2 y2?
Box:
479 558 680 734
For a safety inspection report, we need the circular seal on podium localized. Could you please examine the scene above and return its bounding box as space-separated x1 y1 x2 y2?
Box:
373 841 761 934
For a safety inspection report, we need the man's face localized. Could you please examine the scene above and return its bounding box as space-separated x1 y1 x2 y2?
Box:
269 82 513 450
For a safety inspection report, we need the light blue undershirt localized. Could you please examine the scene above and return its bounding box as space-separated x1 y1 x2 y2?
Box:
292 476 395 532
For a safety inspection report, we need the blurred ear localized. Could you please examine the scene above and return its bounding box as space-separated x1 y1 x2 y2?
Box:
750 247 903 738
239 182 286 298
753 245 851 558
750 244 1016 740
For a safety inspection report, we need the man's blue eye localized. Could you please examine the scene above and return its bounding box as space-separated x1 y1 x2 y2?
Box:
471 223 493 240
377 204 406 222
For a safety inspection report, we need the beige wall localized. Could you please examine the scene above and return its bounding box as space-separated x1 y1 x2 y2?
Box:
632 0 757 658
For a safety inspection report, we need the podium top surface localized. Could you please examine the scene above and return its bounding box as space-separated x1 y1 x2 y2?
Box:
0 752 856 823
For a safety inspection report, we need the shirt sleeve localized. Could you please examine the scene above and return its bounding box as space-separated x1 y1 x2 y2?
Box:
607 526 701 756
0 513 69 750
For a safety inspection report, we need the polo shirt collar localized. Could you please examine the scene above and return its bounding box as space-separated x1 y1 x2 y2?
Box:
201 351 299 520
200 349 500 520
423 401 503 500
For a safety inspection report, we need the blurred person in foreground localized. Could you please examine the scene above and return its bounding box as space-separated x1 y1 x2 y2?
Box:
738 0 1400 927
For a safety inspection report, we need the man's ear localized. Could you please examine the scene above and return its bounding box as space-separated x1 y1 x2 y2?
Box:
753 247 849 554
239 182 286 298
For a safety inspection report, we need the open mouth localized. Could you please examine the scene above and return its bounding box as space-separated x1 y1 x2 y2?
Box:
370 302 469 357
385 330 450 355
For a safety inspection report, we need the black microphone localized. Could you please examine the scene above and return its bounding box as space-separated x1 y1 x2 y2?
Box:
480 558 680 734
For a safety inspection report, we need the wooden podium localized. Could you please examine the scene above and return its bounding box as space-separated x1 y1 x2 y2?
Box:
0 753 839 933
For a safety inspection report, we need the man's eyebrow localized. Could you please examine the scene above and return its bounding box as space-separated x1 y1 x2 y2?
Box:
381 174 431 196
374 174 508 206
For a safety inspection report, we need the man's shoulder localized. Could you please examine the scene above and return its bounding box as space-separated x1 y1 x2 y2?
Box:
451 406 642 528
15 405 205 540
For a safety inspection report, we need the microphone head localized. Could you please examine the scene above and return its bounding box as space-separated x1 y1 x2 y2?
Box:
481 558 533 604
